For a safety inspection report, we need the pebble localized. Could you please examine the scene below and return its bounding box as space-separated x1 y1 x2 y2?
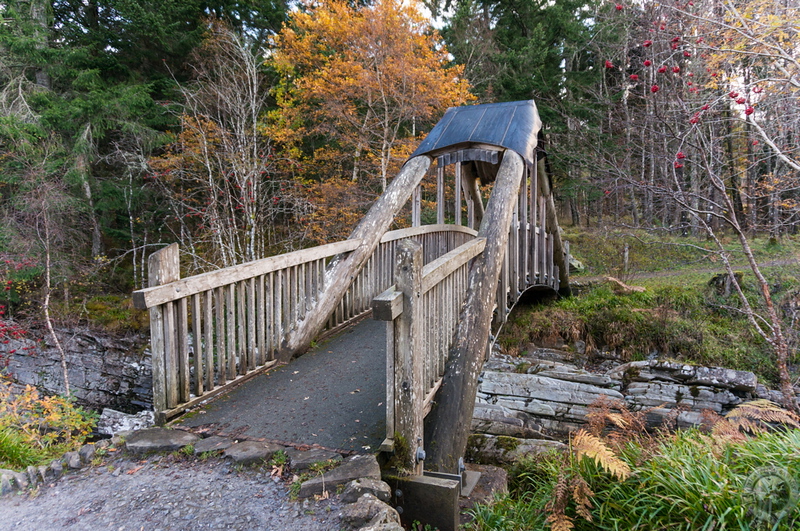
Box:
0 453 342 530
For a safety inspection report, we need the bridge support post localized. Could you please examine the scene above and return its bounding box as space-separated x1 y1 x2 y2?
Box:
393 239 425 476
147 243 180 425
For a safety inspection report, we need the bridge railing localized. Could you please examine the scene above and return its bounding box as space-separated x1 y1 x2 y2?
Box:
372 237 485 468
133 224 476 422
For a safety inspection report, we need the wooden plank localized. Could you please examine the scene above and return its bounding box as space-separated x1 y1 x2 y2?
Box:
247 278 256 371
164 301 178 409
178 297 190 402
412 184 421 227
274 269 283 347
203 290 213 391
380 224 477 244
454 162 462 226
257 275 266 366
266 272 274 361
372 287 403 321
149 305 166 421
215 287 225 384
436 165 445 224
133 239 361 309
226 284 236 380
146 244 179 423
237 282 246 375
192 294 203 396
385 320 395 441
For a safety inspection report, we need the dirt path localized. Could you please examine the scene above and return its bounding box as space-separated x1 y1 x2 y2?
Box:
0 452 341 531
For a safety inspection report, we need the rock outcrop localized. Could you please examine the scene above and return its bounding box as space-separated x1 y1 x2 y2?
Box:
471 344 775 462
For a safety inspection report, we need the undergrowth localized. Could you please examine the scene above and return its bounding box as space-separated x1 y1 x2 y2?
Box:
467 400 800 531
0 376 96 470
502 265 800 385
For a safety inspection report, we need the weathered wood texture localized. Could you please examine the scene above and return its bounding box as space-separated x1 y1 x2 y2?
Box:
281 156 432 359
133 224 475 422
394 240 424 475
424 149 526 473
373 237 486 452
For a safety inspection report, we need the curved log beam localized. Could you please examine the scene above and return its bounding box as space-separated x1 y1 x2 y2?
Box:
280 156 432 361
423 149 525 473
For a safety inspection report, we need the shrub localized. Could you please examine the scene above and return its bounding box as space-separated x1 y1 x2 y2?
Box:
0 377 95 470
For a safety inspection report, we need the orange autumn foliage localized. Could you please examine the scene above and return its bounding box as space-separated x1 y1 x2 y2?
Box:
270 0 474 193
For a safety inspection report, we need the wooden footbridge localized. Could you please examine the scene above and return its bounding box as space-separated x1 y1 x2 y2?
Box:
133 100 570 481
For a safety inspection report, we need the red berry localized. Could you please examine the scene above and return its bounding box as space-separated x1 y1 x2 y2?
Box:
644 60 652 66
643 40 653 47
630 74 639 81
651 84 660 93
605 60 614 69
744 107 754 115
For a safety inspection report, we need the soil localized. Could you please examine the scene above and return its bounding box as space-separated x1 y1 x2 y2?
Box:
0 451 342 531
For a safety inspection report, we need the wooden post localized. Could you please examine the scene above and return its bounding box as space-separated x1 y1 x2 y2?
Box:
147 243 179 424
454 163 462 226
424 150 525 473
436 164 445 225
281 156 431 360
395 240 424 475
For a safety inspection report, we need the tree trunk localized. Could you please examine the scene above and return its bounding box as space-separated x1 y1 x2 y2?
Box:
424 150 524 473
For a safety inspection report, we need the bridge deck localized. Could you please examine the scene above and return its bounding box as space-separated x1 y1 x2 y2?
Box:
176 319 386 453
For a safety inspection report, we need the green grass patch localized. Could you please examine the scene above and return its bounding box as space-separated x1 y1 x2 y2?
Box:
564 228 800 278
502 265 799 384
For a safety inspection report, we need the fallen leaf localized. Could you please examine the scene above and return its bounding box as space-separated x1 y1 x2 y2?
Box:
126 466 143 475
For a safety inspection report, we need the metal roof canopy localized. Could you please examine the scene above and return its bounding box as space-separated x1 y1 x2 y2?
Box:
410 100 542 167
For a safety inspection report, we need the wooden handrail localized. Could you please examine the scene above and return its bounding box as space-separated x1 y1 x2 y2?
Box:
132 239 361 309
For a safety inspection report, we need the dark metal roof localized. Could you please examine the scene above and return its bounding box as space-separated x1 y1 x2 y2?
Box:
410 100 542 166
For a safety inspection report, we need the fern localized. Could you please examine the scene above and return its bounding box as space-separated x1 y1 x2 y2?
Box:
725 399 800 430
572 430 632 481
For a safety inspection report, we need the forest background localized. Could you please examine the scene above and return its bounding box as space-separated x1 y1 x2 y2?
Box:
0 0 797 387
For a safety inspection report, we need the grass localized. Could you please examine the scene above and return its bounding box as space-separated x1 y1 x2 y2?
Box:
565 228 800 278
468 428 800 531
501 229 800 385
0 428 41 469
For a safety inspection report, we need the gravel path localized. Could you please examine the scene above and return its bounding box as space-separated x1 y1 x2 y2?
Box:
0 452 342 531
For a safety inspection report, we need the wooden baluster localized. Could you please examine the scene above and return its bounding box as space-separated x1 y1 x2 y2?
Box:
215 287 225 384
274 270 283 347
223 284 234 380
257 275 266 366
192 293 203 397
436 163 445 225
412 184 422 227
203 291 214 390
454 163 462 226
247 278 256 371
177 297 190 402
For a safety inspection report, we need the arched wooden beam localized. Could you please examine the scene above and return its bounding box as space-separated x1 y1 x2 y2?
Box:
423 149 525 473
280 155 432 361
